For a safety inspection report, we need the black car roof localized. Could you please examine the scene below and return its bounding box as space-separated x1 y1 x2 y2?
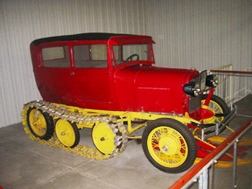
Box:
31 33 135 46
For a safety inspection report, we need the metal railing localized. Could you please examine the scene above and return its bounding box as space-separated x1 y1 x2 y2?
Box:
169 67 252 189
210 65 252 104
169 119 252 189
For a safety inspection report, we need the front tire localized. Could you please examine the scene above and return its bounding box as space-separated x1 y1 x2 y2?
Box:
142 118 197 173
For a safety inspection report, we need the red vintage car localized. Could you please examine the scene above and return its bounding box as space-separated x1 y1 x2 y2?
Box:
22 33 235 173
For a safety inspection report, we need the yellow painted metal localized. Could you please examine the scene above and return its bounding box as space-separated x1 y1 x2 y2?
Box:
77 122 94 129
28 109 47 137
195 136 252 167
55 119 77 147
237 139 252 146
51 102 198 134
208 136 252 146
194 157 252 168
201 105 216 124
92 122 116 155
126 121 147 135
147 126 189 168
226 126 235 133
207 136 226 144
195 136 216 148
127 111 199 127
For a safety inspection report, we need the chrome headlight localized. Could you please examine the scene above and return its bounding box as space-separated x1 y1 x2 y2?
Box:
206 75 219 88
183 82 201 97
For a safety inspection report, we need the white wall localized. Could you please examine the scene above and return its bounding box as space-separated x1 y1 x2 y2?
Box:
0 0 146 127
0 0 251 127
145 0 252 70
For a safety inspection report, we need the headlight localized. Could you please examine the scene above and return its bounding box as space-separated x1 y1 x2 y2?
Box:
206 75 219 88
183 82 201 97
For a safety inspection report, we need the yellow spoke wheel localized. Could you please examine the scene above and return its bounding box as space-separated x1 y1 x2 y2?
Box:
142 118 196 173
92 122 116 155
27 107 54 140
202 94 230 124
55 119 80 148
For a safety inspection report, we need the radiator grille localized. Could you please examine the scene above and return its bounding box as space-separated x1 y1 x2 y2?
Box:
188 95 201 113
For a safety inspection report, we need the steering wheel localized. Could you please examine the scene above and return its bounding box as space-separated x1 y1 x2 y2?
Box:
125 54 139 62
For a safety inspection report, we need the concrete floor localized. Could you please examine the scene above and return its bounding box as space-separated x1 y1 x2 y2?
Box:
0 95 251 189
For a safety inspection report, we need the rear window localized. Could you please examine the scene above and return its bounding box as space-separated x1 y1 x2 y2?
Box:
41 46 70 67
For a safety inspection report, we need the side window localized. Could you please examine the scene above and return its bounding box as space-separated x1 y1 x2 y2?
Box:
73 44 107 68
91 45 107 60
41 46 70 67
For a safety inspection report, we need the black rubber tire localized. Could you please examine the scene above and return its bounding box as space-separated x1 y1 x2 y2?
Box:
202 94 230 117
142 118 197 173
27 107 54 140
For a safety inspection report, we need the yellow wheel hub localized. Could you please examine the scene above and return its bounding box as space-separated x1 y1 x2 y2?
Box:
159 137 179 155
28 109 47 137
55 119 77 147
147 126 188 168
92 122 115 155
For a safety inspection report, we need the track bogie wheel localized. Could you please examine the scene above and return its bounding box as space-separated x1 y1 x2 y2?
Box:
55 119 80 148
27 107 54 140
92 122 127 156
142 118 197 173
92 122 117 155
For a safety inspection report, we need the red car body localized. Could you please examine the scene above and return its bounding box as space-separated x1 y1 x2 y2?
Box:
30 33 204 121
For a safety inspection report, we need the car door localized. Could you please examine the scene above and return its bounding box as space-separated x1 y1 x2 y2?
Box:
37 45 74 104
71 44 113 109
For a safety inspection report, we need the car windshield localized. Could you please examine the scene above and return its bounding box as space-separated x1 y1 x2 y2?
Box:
112 44 153 66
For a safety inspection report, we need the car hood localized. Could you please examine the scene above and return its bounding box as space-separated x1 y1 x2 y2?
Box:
114 64 199 88
113 64 199 113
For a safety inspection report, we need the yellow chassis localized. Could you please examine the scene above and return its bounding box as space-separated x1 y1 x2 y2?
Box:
59 103 199 136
